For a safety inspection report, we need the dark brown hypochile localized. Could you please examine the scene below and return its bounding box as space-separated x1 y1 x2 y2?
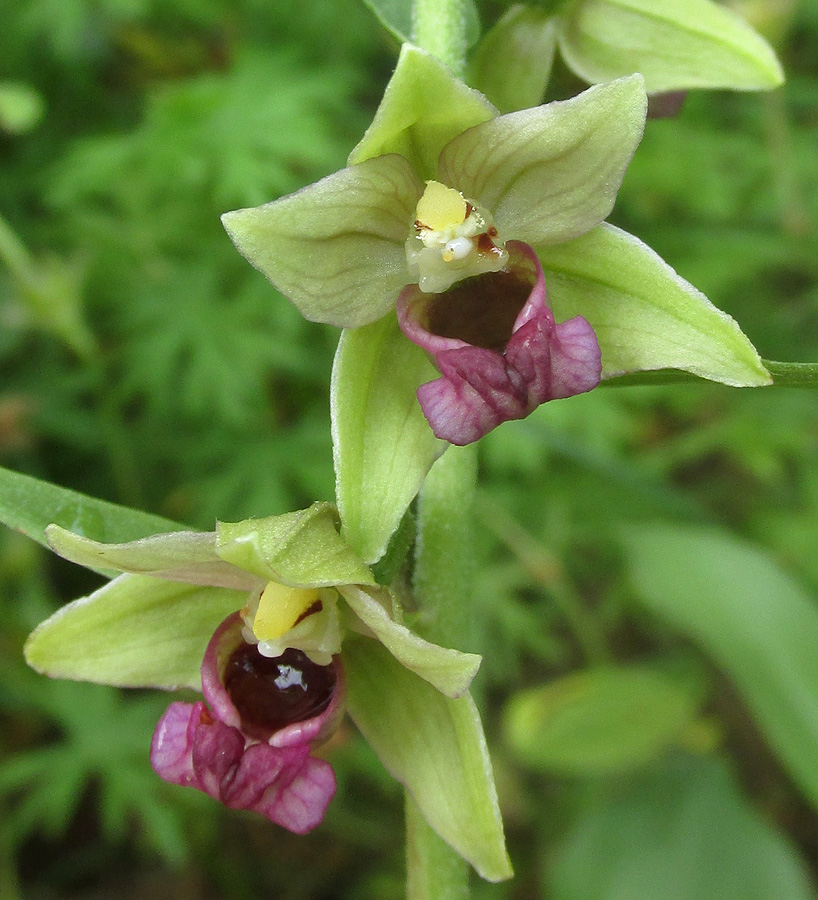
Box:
425 269 532 351
223 644 336 739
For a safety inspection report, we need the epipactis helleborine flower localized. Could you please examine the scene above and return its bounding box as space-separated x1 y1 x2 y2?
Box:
221 49 644 444
24 504 511 879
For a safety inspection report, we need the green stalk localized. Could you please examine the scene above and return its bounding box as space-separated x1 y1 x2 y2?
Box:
406 4 475 895
411 0 469 76
408 445 478 900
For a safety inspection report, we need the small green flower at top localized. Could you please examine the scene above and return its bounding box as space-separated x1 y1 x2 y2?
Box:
24 503 511 881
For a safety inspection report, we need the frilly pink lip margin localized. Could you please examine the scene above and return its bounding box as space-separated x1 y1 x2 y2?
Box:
397 241 602 445
150 613 343 834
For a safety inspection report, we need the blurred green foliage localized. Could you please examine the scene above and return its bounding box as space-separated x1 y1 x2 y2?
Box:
1 0 818 898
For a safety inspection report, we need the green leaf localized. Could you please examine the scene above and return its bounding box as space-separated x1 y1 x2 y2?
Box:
0 465 181 552
25 575 242 690
549 756 814 900
221 153 423 328
45 525 256 590
344 637 512 882
557 0 784 93
338 584 480 697
438 76 646 247
216 502 376 587
504 663 706 775
623 523 818 811
362 0 482 48
468 6 558 113
332 316 446 565
348 44 496 179
538 224 772 385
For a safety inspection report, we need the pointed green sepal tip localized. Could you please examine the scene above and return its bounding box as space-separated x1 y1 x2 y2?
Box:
344 638 513 882
538 224 772 387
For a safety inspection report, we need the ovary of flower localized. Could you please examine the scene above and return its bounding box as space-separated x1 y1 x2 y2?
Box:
406 181 508 294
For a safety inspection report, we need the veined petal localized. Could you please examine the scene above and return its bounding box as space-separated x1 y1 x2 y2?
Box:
437 76 647 247
349 43 496 178
24 574 243 690
398 242 601 444
537 224 772 385
221 154 423 328
557 0 784 93
216 503 376 588
45 525 258 590
338 584 480 698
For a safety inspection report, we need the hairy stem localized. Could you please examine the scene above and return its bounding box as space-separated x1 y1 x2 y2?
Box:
411 0 468 76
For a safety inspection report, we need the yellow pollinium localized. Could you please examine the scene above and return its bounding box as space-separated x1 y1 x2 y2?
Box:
252 581 321 641
416 181 467 232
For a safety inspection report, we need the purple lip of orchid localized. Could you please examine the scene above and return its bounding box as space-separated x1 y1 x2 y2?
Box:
150 613 343 834
397 241 603 446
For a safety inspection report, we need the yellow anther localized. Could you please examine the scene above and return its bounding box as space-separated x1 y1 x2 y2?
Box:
251 581 321 641
442 247 455 262
416 181 467 232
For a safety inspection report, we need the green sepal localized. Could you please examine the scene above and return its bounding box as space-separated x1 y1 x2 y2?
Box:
0 464 180 558
216 502 376 588
438 76 646 247
221 153 423 328
538 223 772 385
339 584 480 698
344 637 512 882
24 575 242 690
349 44 496 179
504 662 707 776
624 524 818 812
331 316 446 565
45 525 257 590
557 0 784 93
468 6 558 113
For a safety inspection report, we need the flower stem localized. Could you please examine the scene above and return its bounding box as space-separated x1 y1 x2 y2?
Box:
411 0 468 76
408 444 478 900
405 3 473 893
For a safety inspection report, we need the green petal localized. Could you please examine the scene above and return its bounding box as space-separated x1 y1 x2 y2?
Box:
221 153 422 328
624 524 818 813
438 76 646 247
538 224 772 385
468 6 558 114
344 637 512 882
349 44 496 178
338 584 480 698
0 464 180 558
25 575 242 690
45 525 257 590
216 502 375 588
332 316 446 565
558 0 784 93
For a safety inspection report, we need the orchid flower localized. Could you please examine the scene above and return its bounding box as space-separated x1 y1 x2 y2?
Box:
220 45 770 566
24 503 511 880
